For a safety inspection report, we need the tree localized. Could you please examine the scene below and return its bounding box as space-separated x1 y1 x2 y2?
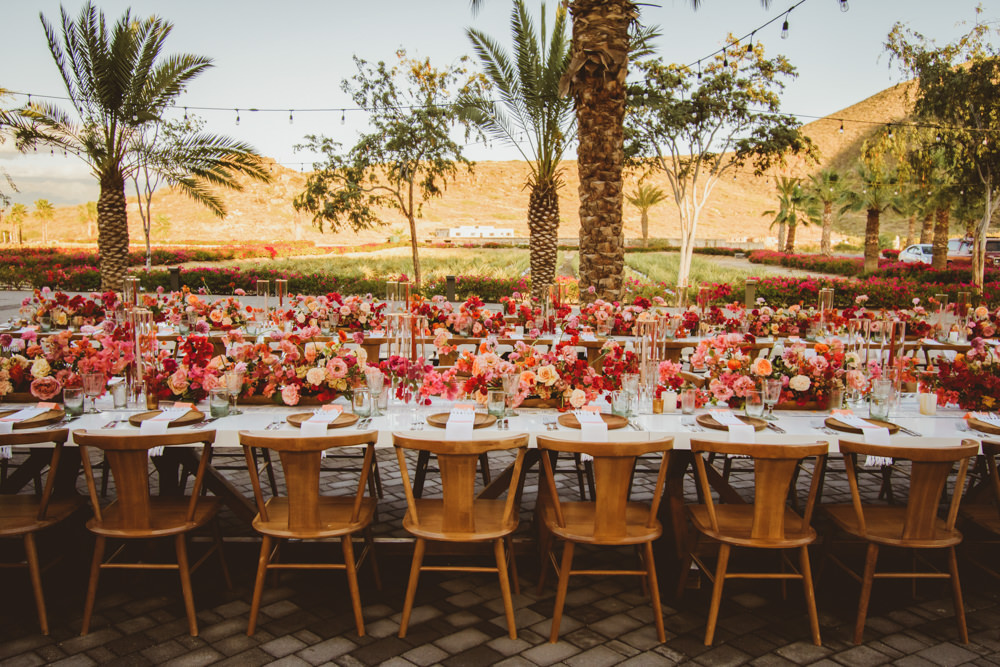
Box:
77 201 97 240
0 3 268 289
9 203 26 245
763 177 817 253
625 39 814 293
840 164 903 273
803 169 843 254
0 90 16 210
625 183 666 247
33 199 54 245
887 18 1000 290
460 0 573 299
295 53 478 288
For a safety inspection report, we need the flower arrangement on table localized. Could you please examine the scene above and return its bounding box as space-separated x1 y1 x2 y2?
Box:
929 337 1000 410
411 295 505 337
499 292 573 333
205 296 250 330
964 305 999 340
22 288 119 328
379 355 462 406
143 334 220 403
504 338 605 409
767 340 846 408
689 333 763 406
594 340 639 391
274 292 384 332
653 358 711 407
739 303 819 338
575 297 655 336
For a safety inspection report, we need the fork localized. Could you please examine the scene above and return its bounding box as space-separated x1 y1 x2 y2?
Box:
542 415 558 431
356 417 372 429
681 417 704 432
265 418 283 431
410 420 424 431
191 417 218 430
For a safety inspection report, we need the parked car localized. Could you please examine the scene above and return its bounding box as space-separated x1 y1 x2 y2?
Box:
948 238 973 264
898 244 933 264
987 238 1000 266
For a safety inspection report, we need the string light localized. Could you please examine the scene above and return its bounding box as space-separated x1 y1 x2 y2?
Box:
697 61 702 80
887 124 894 138
746 33 754 54
780 16 789 39
840 0 849 11
235 109 240 126
289 110 293 125
838 121 844 134
183 107 188 121
341 109 346 125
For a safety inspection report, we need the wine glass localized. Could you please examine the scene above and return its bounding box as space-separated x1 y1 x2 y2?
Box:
224 370 244 415
763 378 782 421
501 372 522 417
82 372 106 414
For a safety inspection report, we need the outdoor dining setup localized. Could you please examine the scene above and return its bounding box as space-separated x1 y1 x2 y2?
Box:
1 279 998 649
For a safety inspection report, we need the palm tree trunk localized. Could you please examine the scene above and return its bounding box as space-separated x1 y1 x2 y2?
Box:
776 221 786 253
565 0 635 304
863 207 880 273
931 207 949 270
785 220 797 253
905 214 916 249
640 210 649 248
820 202 832 255
407 213 421 289
919 212 933 244
528 183 559 300
97 170 131 291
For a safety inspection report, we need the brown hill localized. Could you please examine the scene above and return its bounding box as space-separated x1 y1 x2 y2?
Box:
35 80 922 249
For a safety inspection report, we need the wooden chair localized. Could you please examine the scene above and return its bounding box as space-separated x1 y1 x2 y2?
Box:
393 432 528 640
822 439 979 645
75 429 230 637
535 435 674 643
0 429 87 634
682 439 828 646
961 440 1000 579
238 429 381 637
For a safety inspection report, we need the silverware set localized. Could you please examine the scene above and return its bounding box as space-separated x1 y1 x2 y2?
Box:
409 420 424 430
356 417 372 429
264 418 284 431
542 415 559 431
47 415 79 430
100 420 119 430
496 417 510 430
765 422 786 434
681 416 704 432
627 420 644 431
190 417 218 430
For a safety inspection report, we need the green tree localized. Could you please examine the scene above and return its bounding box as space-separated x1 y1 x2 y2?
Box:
625 183 666 247
625 38 814 293
460 0 573 298
33 199 54 244
295 52 478 288
9 203 26 245
0 3 268 289
0 89 16 210
840 165 903 272
763 177 817 253
803 168 844 255
77 201 97 240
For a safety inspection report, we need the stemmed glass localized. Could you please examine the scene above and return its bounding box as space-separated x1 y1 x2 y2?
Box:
224 370 244 415
501 372 521 417
763 378 782 421
82 372 106 414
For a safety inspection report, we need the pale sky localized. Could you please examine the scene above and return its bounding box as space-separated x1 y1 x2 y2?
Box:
0 0 988 206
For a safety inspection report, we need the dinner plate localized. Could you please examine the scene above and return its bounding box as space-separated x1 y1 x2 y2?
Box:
557 413 628 430
967 416 1000 436
824 416 900 435
0 408 66 430
128 410 204 428
286 412 360 429
425 413 497 429
695 413 767 432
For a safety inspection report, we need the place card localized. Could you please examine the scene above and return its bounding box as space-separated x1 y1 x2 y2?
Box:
446 404 476 440
575 406 607 442
302 404 343 437
580 332 597 342
0 406 48 435
711 409 755 443
140 405 193 436
833 409 891 463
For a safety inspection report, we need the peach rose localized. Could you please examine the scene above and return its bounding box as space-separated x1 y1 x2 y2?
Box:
751 357 772 376
537 364 558 386
569 388 587 408
306 367 327 386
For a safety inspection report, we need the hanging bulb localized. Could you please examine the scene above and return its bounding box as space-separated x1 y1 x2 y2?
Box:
887 124 894 138
63 150 67 158
723 53 728 68
341 109 346 125
132 114 138 122
50 149 54 156
697 61 702 79
289 110 294 125
183 107 188 121
983 136 989 146
935 131 942 142
780 19 789 39
839 121 844 134
840 0 849 11
746 34 754 54
235 109 240 126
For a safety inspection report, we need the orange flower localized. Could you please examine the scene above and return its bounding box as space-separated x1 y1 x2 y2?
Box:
727 359 743 371
814 343 829 355
751 357 772 376
523 356 537 368
337 330 348 342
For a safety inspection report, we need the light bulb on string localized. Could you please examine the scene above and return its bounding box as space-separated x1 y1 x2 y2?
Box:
840 0 849 12
936 131 942 142
839 121 844 134
746 34 754 54
341 110 346 125
235 109 240 126
289 110 294 125
887 124 893 138
697 60 702 79
780 18 789 39
183 107 188 121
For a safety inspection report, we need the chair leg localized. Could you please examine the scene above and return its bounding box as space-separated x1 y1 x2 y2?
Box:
24 533 48 635
549 541 575 643
675 534 698 601
365 526 382 591
644 541 666 643
704 543 731 646
211 517 232 591
947 546 969 644
270 540 282 587
175 534 198 636
100 457 110 497
398 538 426 638
413 451 430 499
536 522 552 594
247 535 272 636
259 449 280 496
505 535 520 596
572 453 587 500
371 457 384 498
494 538 517 640
81 535 106 635
479 452 492 486
854 542 879 645
800 546 821 646
342 536 365 637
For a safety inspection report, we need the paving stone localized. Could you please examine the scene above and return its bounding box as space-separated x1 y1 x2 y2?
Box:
401 644 450 666
349 637 412 665
261 636 309 658
212 649 275 667
565 645 631 667
485 635 533 657
493 657 537 667
775 640 834 664
441 645 505 667
139 640 188 663
831 645 892 666
588 612 645 638
694 644 754 666
890 657 938 667
159 647 225 667
295 636 357 665
47 656 96 667
58 628 124 656
915 643 980 666
433 627 491 654
520 640 581 666
212 633 259 657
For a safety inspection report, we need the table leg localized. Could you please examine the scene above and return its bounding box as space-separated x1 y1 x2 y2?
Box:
0 448 81 496
172 449 257 523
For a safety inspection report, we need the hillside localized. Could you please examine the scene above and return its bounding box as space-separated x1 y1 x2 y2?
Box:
35 80 925 248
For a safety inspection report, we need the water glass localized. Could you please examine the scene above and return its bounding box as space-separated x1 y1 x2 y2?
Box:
352 388 372 417
869 379 892 421
744 390 765 419
501 372 521 416
763 378 782 420
39 316 52 332
209 388 230 418
680 389 697 415
110 378 128 409
487 389 506 418
375 387 389 414
224 371 244 415
63 387 84 416
82 372 105 414
611 390 630 416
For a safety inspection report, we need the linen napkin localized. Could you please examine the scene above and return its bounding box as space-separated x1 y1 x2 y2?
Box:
0 403 56 457
971 412 1000 428
575 406 608 442
301 404 343 438
141 404 195 457
580 331 597 342
832 409 891 466
445 404 476 440
711 409 755 443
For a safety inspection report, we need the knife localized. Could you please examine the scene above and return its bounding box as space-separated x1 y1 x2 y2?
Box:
766 422 786 434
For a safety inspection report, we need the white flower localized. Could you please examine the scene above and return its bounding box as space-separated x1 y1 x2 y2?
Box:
30 358 51 379
789 374 811 392
305 367 327 386
569 389 587 408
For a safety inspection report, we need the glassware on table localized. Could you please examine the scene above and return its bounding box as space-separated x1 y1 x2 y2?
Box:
365 371 385 416
63 387 84 416
680 389 697 415
39 316 52 332
375 387 389 415
501 372 521 417
82 372 106 414
621 372 640 416
487 389 506 418
869 378 892 421
209 388 230 418
828 386 844 412
763 378 782 420
352 388 372 417
744 390 765 419
611 390 631 416
109 378 128 409
224 370 244 415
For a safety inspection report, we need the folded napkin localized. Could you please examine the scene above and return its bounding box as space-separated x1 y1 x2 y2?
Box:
972 412 1000 426
711 409 755 443
445 404 476 441
580 332 597 342
301 405 343 439
0 405 50 434
575 406 608 443
833 410 891 466
141 404 194 455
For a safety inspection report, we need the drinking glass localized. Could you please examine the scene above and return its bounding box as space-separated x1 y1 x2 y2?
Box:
63 387 84 416
487 389 506 418
82 372 106 414
224 370 244 415
869 378 892 421
110 378 128 409
501 372 521 417
611 390 630 416
763 378 782 420
39 316 52 332
209 388 230 418
744 390 765 418
680 389 697 415
352 388 371 417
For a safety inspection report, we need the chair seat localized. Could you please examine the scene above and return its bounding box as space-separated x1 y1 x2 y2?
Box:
960 504 1000 535
253 497 377 539
402 498 517 541
0 495 88 537
541 501 662 545
688 505 816 548
86 497 221 538
823 504 962 548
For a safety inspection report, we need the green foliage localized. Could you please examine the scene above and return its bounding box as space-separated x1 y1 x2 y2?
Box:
626 183 667 211
762 177 818 250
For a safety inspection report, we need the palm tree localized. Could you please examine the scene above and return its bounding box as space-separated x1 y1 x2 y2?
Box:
77 201 97 240
461 0 573 299
0 3 268 290
763 177 817 253
840 165 903 273
625 183 666 247
33 199 54 245
804 169 843 255
9 204 26 245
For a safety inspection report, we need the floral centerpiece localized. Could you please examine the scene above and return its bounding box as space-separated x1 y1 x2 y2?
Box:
380 355 462 405
767 340 846 408
930 337 1000 410
689 334 762 406
412 295 504 337
574 297 655 336
144 334 220 403
23 288 118 328
594 340 639 391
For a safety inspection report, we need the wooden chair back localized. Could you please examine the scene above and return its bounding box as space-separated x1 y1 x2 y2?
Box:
690 440 829 541
238 430 378 531
74 429 216 531
838 439 980 540
0 429 69 521
392 433 529 534
536 437 673 539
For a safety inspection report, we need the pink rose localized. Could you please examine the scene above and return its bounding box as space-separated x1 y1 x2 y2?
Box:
167 369 189 395
281 384 300 406
30 376 61 401
327 358 348 379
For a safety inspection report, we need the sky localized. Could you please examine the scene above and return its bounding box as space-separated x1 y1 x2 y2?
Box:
0 0 990 207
